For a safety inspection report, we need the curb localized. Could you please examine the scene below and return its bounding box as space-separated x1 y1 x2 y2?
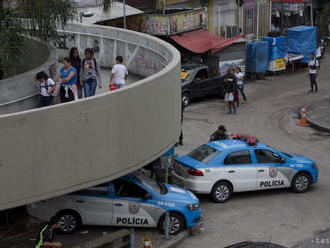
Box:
158 230 190 248
307 116 330 133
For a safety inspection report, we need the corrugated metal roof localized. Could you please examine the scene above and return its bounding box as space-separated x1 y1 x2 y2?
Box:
71 1 143 25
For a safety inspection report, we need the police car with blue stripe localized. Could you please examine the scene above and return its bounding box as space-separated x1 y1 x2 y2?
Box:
172 134 319 203
27 172 201 235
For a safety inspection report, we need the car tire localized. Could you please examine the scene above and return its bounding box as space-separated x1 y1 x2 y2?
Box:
159 212 185 235
291 172 312 193
211 181 232 203
56 211 81 234
182 93 190 107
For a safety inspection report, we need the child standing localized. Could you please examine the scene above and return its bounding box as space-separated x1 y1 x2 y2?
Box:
36 71 55 108
81 48 102 97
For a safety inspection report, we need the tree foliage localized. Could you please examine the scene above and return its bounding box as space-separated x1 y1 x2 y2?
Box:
0 0 76 79
21 0 76 41
319 1 330 35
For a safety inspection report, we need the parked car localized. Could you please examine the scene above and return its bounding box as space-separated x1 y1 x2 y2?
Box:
27 173 202 235
172 134 319 203
181 65 225 107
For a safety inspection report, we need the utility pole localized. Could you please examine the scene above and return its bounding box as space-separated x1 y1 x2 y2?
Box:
256 2 260 41
123 0 127 29
310 0 313 26
269 1 272 32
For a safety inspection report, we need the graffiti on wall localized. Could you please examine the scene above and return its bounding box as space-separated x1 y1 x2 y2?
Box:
53 34 76 50
0 96 10 105
134 53 158 73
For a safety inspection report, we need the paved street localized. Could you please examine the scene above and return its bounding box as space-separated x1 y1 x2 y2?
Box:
176 53 330 247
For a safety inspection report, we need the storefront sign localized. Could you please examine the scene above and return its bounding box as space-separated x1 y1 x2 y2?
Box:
283 3 304 11
140 15 168 35
169 9 206 34
103 8 206 36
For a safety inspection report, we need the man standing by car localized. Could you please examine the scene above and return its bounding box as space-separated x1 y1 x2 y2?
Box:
308 53 319 92
210 125 229 142
34 216 62 248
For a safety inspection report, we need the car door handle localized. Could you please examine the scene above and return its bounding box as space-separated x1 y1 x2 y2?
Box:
76 200 84 203
114 203 123 207
258 169 265 172
228 170 235 173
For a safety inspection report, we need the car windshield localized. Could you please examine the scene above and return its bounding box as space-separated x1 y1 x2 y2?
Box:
188 145 220 163
137 174 167 195
181 69 195 82
281 151 293 158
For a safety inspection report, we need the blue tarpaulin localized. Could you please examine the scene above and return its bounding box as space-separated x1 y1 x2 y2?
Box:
262 36 287 60
286 26 316 63
246 41 269 73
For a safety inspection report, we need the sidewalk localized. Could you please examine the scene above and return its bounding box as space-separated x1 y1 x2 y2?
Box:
307 98 330 132
97 68 142 94
0 222 190 248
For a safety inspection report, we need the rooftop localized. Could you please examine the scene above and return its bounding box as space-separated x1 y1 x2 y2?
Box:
71 1 143 25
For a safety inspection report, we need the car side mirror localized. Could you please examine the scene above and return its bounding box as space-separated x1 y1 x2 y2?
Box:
142 193 152 201
277 157 285 164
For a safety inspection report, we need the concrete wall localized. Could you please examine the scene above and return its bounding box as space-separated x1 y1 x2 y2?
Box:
55 23 169 77
0 39 58 115
0 24 181 211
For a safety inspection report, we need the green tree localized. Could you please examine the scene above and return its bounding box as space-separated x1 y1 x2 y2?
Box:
319 1 330 35
0 0 76 79
0 0 114 79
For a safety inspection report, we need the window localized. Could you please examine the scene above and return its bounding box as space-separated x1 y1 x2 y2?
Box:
188 145 220 163
75 183 109 196
181 69 195 82
254 149 283 164
224 150 252 165
137 174 167 195
114 180 148 199
281 151 293 158
193 69 208 81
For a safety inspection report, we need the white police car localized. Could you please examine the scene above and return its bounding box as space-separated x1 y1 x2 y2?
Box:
172 135 319 203
27 173 201 235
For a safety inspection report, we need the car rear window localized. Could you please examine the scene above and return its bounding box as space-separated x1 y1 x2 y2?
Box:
188 145 220 163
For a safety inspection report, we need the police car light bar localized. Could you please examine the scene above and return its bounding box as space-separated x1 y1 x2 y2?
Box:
231 134 259 146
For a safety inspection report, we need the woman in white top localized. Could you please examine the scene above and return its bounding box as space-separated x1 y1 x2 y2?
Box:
308 53 319 92
235 67 247 103
36 71 55 108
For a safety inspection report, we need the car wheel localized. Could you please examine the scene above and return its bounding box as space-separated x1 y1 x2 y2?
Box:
56 211 81 234
159 212 185 235
292 172 312 193
211 181 232 203
182 93 190 107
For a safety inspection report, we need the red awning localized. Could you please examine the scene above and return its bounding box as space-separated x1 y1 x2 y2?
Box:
170 29 243 54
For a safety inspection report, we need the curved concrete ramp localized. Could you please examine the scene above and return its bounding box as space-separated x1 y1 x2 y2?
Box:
0 24 181 211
